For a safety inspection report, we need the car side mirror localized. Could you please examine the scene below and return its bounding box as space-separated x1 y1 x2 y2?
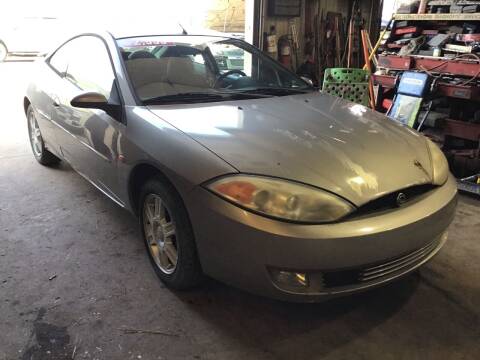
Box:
71 92 108 109
71 92 121 120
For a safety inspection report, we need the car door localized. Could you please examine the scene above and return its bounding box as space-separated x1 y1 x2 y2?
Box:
30 39 72 155
51 35 125 205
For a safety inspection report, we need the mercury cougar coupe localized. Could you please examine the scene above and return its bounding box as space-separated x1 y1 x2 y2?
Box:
24 27 457 301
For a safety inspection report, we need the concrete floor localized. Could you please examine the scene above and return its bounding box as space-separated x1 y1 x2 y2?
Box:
1 61 480 360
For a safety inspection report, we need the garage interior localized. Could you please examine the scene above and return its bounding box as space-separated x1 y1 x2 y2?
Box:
1 0 480 359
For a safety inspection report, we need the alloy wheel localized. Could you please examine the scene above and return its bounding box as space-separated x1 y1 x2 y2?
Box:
28 111 43 158
143 194 178 274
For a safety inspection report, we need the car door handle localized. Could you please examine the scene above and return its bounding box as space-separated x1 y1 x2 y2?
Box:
52 101 60 107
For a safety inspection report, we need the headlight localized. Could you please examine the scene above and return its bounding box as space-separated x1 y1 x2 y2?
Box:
426 138 449 186
206 175 355 223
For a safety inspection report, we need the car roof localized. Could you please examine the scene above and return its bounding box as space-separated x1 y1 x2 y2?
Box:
94 18 230 39
115 35 234 50
108 23 187 39
48 23 238 56
112 29 233 41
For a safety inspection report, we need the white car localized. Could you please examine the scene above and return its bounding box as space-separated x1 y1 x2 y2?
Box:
0 17 65 61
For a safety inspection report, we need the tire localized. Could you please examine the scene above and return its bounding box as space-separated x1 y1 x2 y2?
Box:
27 105 61 166
139 177 203 289
0 41 7 62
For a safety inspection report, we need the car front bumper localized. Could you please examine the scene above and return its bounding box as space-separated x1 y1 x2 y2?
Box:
186 174 458 302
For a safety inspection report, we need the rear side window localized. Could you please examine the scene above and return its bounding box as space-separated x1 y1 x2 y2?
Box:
65 36 116 98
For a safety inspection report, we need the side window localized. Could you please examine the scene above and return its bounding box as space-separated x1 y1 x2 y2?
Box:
65 36 116 98
48 42 72 75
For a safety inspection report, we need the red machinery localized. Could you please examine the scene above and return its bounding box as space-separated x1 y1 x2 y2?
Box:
278 35 293 68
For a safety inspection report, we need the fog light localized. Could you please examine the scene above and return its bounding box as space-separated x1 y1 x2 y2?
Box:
441 231 448 241
269 269 309 290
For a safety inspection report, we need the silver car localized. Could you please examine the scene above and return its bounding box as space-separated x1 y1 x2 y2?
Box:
25 28 457 302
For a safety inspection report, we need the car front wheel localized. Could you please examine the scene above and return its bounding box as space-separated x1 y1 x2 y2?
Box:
27 105 60 166
139 178 203 289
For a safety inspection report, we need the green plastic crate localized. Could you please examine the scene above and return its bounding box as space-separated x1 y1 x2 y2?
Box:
322 68 370 106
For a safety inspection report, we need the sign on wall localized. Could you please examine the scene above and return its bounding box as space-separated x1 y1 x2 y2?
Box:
268 0 301 17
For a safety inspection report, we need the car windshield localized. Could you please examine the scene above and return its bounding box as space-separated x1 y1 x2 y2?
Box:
117 35 313 104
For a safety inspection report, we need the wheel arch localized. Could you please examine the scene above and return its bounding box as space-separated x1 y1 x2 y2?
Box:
23 97 31 116
128 162 182 217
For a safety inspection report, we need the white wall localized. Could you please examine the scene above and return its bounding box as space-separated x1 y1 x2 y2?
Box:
0 0 217 30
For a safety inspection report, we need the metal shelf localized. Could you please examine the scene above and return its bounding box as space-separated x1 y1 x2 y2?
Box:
393 13 480 21
373 74 480 101
377 55 480 78
379 12 480 178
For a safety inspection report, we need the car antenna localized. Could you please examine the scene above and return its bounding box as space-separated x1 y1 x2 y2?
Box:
179 23 188 35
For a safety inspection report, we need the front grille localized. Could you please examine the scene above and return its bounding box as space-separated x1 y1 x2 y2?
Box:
353 184 436 217
321 237 441 289
359 238 440 282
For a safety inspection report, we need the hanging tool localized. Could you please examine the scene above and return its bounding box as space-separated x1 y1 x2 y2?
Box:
313 3 320 81
347 1 356 68
335 16 342 67
289 19 299 71
363 16 394 71
361 29 376 109
317 9 326 83
365 31 378 68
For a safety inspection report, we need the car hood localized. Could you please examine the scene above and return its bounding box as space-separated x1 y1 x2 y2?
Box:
148 92 433 206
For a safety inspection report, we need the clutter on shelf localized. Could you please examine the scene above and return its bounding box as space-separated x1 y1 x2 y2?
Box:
373 0 480 195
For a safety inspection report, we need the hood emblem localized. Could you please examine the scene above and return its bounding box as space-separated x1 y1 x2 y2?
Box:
396 192 407 206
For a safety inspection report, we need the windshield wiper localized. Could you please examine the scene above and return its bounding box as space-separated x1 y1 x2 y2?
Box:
143 92 226 105
238 87 311 96
143 91 271 105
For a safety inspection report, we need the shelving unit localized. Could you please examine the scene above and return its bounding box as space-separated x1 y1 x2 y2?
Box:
393 13 480 20
374 8 480 187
